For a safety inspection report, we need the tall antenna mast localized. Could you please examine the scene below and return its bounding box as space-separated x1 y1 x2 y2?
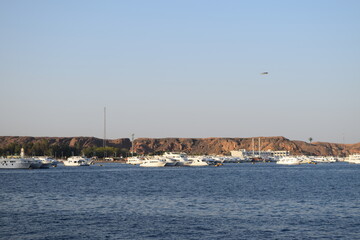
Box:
258 138 261 158
252 138 254 157
103 107 106 148
131 133 135 156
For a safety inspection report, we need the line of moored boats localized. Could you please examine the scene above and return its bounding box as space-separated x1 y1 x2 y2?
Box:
0 154 95 169
1 149 359 169
127 152 214 167
0 148 59 169
275 154 360 165
125 152 360 167
0 147 95 169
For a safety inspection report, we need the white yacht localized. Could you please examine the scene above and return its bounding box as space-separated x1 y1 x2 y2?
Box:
34 156 58 168
188 158 209 166
202 156 218 165
63 156 91 166
163 152 190 166
326 156 338 163
163 157 177 166
139 158 166 167
29 158 43 169
0 148 36 169
312 156 337 163
297 155 312 164
0 157 33 169
347 154 360 164
276 156 301 165
126 156 144 165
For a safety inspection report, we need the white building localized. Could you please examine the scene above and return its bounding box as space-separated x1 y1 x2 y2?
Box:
230 149 290 159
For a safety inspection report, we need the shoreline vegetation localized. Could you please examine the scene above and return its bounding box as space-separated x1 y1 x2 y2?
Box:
0 136 359 159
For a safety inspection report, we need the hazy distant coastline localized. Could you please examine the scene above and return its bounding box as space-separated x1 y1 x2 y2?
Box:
0 136 359 157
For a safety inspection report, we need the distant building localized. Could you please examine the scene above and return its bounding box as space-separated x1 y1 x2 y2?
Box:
230 149 290 159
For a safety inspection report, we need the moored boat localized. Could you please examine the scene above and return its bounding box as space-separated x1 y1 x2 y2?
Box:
163 152 190 166
0 148 37 169
163 157 177 166
63 156 91 166
0 157 33 169
126 156 144 165
276 156 301 165
347 154 360 164
139 158 166 167
188 158 209 166
29 158 43 169
34 156 58 168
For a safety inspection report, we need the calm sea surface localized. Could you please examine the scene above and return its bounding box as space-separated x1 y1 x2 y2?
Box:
1 163 359 240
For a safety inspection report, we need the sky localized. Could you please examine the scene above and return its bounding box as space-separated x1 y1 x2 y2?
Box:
0 0 359 143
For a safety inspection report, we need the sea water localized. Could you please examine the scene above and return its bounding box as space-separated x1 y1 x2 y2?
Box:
0 163 359 240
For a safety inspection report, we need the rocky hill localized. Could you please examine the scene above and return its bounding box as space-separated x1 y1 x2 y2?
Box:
133 136 360 156
0 136 359 156
0 136 131 151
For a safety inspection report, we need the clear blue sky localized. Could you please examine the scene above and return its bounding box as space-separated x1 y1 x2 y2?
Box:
1 0 359 143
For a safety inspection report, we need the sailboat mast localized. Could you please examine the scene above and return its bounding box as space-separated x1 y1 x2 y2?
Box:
131 133 135 157
252 138 254 157
259 138 261 158
103 107 106 148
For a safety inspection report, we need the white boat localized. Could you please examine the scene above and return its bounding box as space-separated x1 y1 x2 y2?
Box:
63 156 91 166
347 154 360 164
0 157 33 169
221 157 240 163
297 155 312 164
33 156 58 168
0 148 39 169
29 158 43 169
312 156 337 163
126 156 144 165
163 157 177 166
21 148 42 169
203 156 218 165
139 158 166 167
163 152 190 166
276 156 301 165
188 158 209 166
326 156 338 163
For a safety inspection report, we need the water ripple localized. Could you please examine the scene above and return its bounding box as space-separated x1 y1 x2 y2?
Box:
0 163 359 239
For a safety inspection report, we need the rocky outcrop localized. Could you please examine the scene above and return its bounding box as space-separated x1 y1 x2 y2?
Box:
0 136 131 150
133 136 360 156
0 136 359 156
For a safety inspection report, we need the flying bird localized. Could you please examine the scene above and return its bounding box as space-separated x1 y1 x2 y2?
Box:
261 72 269 75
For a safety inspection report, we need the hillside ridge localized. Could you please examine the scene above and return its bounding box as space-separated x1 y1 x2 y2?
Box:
0 136 359 156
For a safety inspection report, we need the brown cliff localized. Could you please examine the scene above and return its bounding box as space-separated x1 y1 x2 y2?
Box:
133 136 360 156
0 136 359 156
0 136 131 151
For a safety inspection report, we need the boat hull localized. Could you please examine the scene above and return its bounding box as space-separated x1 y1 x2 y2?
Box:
139 161 166 167
63 156 91 166
40 163 53 169
276 162 300 165
189 160 208 166
30 161 42 169
63 161 90 166
0 159 32 169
